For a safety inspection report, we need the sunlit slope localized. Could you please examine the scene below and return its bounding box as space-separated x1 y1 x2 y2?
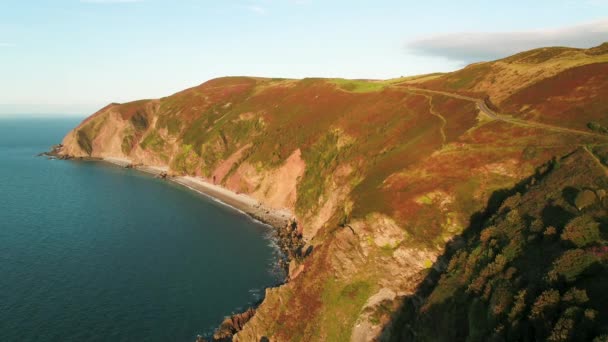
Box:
59 43 608 341
405 43 608 131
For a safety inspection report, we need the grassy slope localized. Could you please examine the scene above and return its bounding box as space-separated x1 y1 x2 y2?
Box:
388 148 608 342
408 44 608 131
64 43 608 341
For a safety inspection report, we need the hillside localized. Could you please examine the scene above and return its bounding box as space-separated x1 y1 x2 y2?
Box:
388 147 608 341
56 43 608 341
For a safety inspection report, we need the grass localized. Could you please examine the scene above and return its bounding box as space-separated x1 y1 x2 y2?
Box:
140 130 165 152
121 134 134 155
171 144 198 175
328 78 389 93
445 63 492 90
320 278 374 341
296 130 350 215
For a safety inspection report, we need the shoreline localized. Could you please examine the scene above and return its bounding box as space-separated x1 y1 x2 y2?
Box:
50 154 302 341
101 157 293 230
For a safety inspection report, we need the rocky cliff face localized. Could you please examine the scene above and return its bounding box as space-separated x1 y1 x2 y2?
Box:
58 44 608 341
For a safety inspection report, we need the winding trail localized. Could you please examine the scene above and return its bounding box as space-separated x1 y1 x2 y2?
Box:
417 92 447 146
406 87 608 139
584 146 608 175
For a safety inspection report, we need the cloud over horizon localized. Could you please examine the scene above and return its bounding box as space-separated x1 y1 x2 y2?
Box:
407 18 608 64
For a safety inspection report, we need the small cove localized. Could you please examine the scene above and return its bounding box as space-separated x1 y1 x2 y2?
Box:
0 117 282 341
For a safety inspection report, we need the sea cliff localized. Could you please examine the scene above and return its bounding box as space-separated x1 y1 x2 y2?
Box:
57 43 608 341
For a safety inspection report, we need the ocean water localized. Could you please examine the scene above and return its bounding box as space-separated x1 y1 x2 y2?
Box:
0 117 282 341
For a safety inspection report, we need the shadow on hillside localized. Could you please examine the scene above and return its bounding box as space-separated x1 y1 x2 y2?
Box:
381 157 558 341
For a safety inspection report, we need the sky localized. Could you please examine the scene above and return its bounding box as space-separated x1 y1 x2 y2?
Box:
0 0 607 116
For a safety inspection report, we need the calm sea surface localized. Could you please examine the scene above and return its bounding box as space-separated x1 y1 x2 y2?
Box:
0 117 281 341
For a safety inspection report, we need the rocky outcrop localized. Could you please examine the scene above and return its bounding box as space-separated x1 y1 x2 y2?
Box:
205 219 308 341
212 308 256 342
276 219 307 274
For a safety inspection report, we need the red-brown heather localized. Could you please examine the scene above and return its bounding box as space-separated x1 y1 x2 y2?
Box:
58 43 608 341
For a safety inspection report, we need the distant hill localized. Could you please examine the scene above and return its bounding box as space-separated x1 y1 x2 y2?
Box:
57 43 608 341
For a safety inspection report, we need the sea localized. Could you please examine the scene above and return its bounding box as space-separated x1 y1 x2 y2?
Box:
0 117 282 341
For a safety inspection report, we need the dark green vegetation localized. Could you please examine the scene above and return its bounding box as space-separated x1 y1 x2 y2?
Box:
76 115 107 155
140 130 166 152
296 129 351 215
589 122 608 135
389 148 608 341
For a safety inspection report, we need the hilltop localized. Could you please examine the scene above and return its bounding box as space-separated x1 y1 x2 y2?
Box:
56 43 608 341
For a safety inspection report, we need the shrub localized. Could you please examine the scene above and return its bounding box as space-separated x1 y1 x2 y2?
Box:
561 215 600 247
140 130 166 152
529 218 545 233
587 122 608 134
121 135 134 155
508 289 527 322
548 307 582 342
562 287 589 305
530 289 560 320
544 226 558 238
574 190 597 210
130 110 149 131
588 122 601 131
547 249 598 283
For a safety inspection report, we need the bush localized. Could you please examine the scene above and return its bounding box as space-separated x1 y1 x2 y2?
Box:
574 190 597 210
562 287 589 305
547 249 598 283
561 215 600 247
548 307 582 342
587 122 608 134
508 289 527 322
530 289 560 321
130 111 149 131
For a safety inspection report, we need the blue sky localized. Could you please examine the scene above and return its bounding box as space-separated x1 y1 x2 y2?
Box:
1 0 607 115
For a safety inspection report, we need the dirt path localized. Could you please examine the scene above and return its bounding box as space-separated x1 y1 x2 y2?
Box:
416 92 447 146
406 87 608 139
584 147 608 175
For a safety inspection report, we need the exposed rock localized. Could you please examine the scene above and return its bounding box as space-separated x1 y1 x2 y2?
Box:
212 308 256 341
351 288 398 342
275 219 306 274
39 144 69 158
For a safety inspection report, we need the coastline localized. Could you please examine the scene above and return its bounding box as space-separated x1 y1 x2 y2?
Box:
101 157 294 230
52 154 303 341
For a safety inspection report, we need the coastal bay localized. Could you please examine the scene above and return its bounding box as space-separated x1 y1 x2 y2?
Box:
0 118 283 341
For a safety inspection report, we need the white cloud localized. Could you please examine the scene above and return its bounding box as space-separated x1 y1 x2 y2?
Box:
407 18 608 63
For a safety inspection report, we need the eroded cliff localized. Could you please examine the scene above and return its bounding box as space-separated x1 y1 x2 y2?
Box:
58 43 608 341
